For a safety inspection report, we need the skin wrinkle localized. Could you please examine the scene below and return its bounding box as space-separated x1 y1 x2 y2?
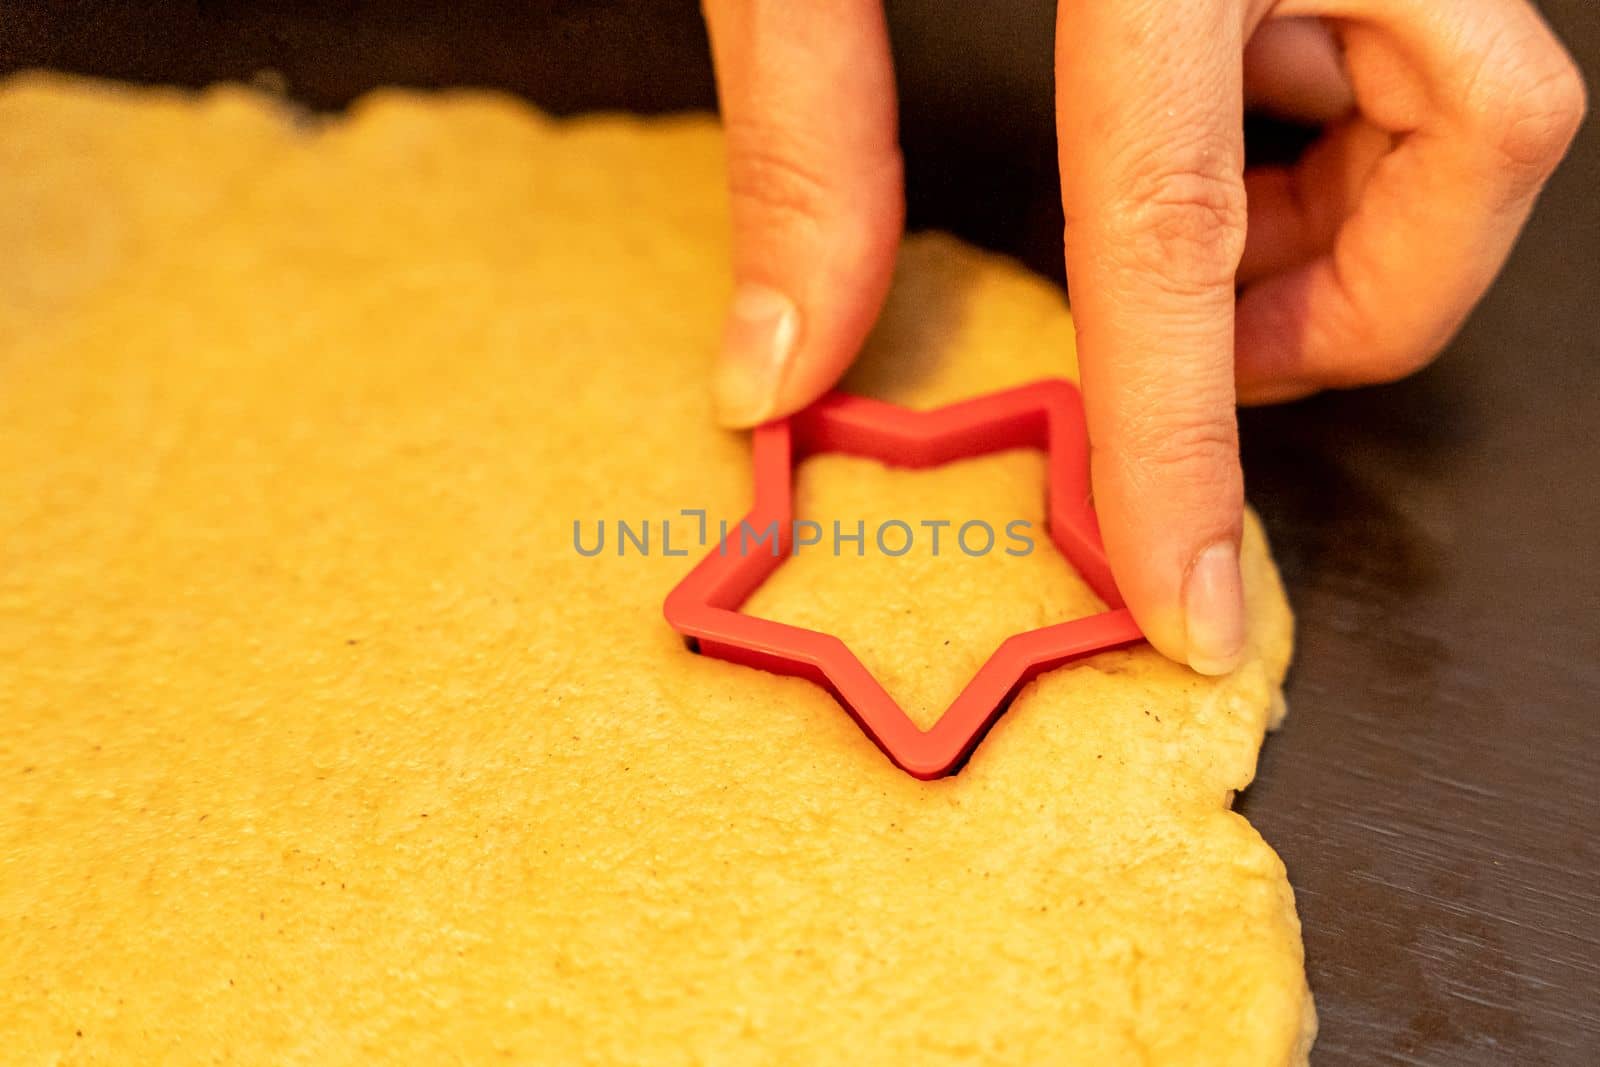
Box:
723 122 837 235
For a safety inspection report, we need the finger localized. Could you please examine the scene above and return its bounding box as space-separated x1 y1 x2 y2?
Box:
1236 0 1585 397
1236 118 1391 403
703 0 904 427
1244 16 1355 123
1057 0 1251 674
1237 117 1390 285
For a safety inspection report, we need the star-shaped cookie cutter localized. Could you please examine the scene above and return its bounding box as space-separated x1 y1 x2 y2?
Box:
664 378 1145 779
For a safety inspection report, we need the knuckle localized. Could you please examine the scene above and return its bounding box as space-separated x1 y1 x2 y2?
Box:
1308 271 1440 387
1341 339 1441 387
1473 34 1587 177
1104 154 1249 294
723 118 836 228
1319 317 1443 389
1116 404 1240 498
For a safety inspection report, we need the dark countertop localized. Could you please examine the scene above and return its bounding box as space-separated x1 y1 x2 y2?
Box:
4 2 1596 1061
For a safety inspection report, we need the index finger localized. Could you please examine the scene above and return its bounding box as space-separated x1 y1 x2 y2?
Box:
1056 0 1254 673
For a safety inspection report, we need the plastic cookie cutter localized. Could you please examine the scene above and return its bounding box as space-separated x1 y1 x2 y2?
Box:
663 378 1146 779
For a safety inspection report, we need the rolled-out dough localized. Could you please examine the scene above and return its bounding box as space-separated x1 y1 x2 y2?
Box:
0 74 1314 1064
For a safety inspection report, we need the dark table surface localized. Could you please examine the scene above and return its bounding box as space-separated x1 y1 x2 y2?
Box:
4 2 1597 1062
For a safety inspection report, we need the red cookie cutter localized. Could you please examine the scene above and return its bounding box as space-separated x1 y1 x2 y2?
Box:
663 378 1144 779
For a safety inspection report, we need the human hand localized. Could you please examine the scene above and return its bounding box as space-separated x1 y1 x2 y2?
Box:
702 0 1584 674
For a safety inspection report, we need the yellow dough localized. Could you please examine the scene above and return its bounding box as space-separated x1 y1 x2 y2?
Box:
0 75 1314 1064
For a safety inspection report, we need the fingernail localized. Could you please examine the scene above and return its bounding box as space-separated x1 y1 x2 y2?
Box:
714 283 800 426
1184 541 1246 676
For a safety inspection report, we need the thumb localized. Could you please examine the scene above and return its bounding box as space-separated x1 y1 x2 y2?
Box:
703 0 904 426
